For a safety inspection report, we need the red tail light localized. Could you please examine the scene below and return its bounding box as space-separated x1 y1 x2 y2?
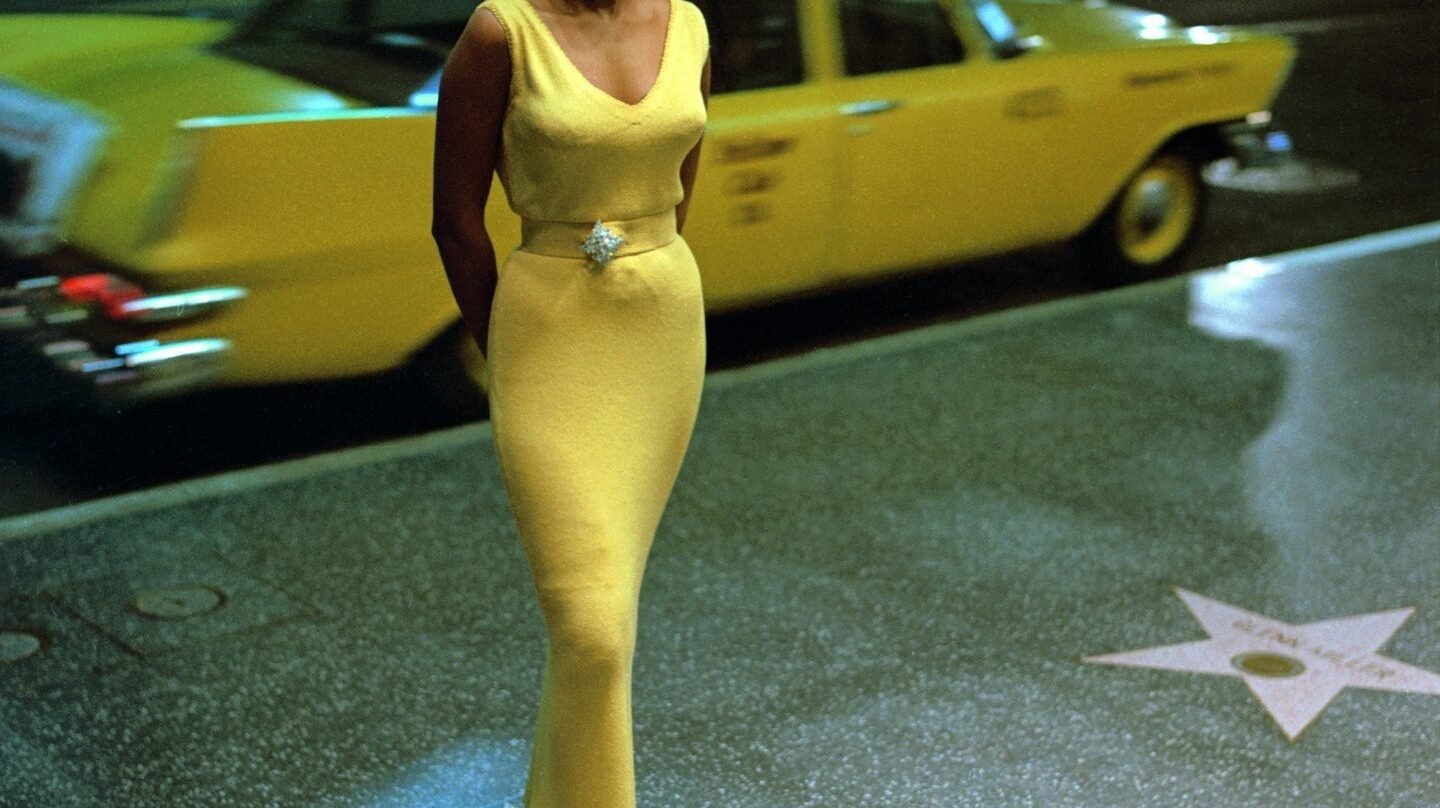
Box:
58 273 145 320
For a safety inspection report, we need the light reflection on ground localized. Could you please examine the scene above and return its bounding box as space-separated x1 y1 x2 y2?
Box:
355 736 526 808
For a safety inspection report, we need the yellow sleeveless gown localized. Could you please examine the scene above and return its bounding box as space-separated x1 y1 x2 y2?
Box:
475 1 708 805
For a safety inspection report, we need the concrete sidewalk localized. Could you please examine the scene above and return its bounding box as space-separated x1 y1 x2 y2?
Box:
2 224 1437 807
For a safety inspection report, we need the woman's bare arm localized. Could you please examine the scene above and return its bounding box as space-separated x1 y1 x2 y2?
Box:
676 49 711 235
431 6 511 358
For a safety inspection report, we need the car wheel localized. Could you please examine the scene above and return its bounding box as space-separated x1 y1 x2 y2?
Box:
1080 149 1207 285
406 321 489 424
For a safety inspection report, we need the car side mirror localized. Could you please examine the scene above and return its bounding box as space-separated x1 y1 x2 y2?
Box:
995 34 1044 59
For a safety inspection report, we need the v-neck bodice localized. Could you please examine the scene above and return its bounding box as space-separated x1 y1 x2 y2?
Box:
479 0 709 224
517 0 676 107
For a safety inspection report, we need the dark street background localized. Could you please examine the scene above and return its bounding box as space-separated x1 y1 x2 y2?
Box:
5 0 1436 21
2 0 1438 518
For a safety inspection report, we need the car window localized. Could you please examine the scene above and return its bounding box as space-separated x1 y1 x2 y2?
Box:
838 0 965 76
691 0 805 95
214 0 475 106
3 0 253 17
232 0 473 43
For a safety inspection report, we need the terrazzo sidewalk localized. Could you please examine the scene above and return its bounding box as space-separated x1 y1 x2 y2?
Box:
2 224 1437 807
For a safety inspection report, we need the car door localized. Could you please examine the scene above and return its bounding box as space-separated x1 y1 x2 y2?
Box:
829 0 1034 279
683 0 844 310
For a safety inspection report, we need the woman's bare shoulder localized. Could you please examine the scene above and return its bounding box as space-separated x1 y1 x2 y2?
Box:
439 5 512 104
464 2 512 52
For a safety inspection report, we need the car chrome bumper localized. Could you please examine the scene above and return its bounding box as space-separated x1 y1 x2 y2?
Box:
1221 113 1295 168
35 334 233 405
2 253 243 409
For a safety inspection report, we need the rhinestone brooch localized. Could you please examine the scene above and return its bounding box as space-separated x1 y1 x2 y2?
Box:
580 219 625 269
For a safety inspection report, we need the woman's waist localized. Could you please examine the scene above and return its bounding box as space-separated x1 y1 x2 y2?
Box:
518 208 677 264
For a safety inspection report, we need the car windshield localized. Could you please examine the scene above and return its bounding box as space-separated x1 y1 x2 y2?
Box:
226 0 475 46
4 0 254 17
213 0 477 106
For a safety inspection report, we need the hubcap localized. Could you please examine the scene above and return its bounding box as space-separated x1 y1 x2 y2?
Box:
1132 178 1176 236
1117 155 1198 266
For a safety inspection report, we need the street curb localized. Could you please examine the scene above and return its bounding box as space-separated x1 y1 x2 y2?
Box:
4 219 1437 545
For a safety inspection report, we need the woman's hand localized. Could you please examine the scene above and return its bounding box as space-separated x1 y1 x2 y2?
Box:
431 5 512 357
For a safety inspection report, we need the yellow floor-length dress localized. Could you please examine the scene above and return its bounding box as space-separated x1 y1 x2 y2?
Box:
475 1 709 805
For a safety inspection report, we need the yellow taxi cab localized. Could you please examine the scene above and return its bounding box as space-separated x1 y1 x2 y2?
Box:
0 0 1295 415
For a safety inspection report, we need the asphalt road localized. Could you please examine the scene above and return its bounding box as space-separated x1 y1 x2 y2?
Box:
2 1 1438 518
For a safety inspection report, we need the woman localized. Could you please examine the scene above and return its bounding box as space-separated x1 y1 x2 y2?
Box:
430 0 711 804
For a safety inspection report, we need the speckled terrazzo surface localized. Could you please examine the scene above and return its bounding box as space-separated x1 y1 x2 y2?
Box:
2 231 1437 807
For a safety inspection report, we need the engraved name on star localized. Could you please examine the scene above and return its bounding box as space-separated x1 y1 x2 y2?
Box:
1083 588 1440 741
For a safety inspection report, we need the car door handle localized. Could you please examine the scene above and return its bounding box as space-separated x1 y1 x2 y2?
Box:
716 136 794 164
839 99 900 117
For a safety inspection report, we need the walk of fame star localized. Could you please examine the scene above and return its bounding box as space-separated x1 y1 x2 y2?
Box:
1083 588 1440 740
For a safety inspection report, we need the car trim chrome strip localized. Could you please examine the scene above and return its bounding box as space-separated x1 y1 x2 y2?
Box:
121 338 230 368
117 287 248 322
839 99 900 117
179 106 432 130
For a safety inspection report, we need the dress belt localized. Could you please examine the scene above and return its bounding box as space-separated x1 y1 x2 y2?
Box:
519 208 677 265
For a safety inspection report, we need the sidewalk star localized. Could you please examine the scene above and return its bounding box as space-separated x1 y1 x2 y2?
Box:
1083 588 1440 741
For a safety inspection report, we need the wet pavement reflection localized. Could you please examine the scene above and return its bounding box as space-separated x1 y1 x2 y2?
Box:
1190 230 1439 615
